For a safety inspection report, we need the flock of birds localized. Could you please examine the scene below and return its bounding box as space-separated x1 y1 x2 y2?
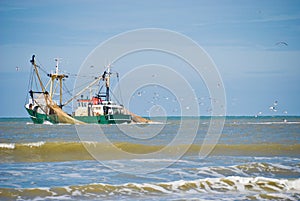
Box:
268 100 288 114
255 100 288 118
136 88 289 117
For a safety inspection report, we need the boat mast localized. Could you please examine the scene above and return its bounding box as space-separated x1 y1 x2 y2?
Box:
29 55 50 113
30 55 46 93
105 64 111 101
49 58 67 108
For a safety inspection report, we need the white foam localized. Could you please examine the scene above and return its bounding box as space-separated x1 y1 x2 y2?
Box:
0 143 15 149
143 183 171 194
289 179 300 191
130 158 199 165
43 121 53 125
157 176 300 194
23 141 45 148
60 173 82 178
37 195 72 200
57 123 73 126
130 121 166 125
64 186 72 193
246 121 300 125
71 190 82 196
12 178 300 200
82 141 99 146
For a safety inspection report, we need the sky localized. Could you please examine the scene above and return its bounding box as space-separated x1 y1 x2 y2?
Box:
0 0 300 117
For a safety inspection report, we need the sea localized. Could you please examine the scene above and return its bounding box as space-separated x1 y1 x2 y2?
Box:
0 116 299 200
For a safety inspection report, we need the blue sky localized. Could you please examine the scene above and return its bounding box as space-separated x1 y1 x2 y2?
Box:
0 0 300 117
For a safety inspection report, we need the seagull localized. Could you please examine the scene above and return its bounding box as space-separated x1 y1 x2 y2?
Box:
255 111 263 118
16 66 20 71
269 106 277 112
275 41 288 46
269 101 279 112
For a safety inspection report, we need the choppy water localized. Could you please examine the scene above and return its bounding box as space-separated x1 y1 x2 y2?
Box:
0 116 299 200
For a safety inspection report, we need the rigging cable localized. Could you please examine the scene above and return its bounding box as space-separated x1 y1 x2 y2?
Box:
63 81 73 98
25 65 34 105
116 72 124 106
35 58 50 76
33 71 39 93
109 88 122 105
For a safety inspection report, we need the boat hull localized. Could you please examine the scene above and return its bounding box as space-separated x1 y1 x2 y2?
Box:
25 107 57 124
25 107 131 124
74 115 131 124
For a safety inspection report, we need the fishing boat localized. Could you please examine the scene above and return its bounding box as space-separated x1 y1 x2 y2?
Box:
25 55 147 124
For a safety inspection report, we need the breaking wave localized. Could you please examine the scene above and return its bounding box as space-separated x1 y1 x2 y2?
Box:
0 177 299 200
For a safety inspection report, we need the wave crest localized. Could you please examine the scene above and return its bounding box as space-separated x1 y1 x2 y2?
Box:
0 177 299 200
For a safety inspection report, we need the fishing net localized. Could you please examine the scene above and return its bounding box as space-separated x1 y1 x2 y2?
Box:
124 109 152 123
46 97 86 125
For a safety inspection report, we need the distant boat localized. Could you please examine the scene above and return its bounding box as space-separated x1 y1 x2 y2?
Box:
25 55 149 124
